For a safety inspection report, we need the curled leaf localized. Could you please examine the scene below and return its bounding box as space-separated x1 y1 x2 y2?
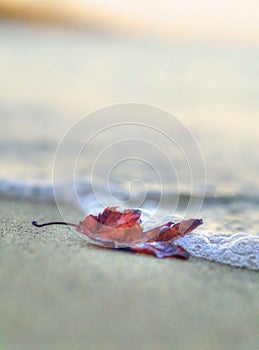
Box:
32 207 203 259
76 208 146 247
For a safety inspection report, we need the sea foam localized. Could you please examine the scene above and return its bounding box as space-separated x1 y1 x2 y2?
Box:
0 178 258 270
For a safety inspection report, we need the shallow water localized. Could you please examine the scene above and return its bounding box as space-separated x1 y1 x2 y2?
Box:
0 21 258 269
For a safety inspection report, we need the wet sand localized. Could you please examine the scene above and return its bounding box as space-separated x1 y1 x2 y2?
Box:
0 198 258 350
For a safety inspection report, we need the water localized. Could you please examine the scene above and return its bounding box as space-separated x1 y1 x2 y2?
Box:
0 21 258 269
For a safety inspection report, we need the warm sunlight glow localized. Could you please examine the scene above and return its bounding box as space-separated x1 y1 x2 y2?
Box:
0 0 259 41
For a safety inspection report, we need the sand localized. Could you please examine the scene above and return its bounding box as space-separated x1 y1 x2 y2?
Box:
0 198 258 350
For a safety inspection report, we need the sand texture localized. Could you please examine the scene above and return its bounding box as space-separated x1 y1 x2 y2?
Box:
0 198 258 350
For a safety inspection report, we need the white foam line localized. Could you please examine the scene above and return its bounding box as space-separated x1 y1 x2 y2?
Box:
176 230 259 270
0 178 258 270
0 179 54 201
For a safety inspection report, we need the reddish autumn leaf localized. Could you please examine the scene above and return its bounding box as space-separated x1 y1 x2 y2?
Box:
76 208 147 247
131 241 190 259
32 207 203 259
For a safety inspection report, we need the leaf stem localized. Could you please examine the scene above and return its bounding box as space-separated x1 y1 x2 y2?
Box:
32 221 77 228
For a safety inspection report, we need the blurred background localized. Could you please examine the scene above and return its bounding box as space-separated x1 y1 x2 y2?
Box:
1 5 259 350
0 0 259 205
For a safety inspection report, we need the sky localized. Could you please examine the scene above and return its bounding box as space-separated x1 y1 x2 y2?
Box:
77 0 259 41
1 0 258 42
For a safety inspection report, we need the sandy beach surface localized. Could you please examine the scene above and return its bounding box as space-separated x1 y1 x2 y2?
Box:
0 198 258 350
